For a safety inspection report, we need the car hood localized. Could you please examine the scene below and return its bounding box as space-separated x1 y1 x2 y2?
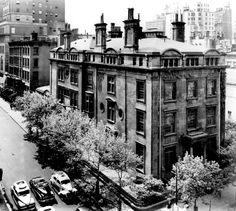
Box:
61 183 73 191
18 194 34 205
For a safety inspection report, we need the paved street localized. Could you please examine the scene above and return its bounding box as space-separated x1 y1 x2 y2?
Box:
0 102 85 211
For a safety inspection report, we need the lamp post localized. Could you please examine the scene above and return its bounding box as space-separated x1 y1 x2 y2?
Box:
175 162 178 205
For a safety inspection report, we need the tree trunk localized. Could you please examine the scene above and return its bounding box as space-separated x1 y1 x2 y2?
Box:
194 199 198 211
118 178 122 211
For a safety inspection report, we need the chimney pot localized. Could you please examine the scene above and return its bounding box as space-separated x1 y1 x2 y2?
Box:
128 8 134 20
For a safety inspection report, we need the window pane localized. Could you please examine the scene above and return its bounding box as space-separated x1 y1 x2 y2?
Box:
136 110 145 134
137 80 145 101
164 112 175 134
187 108 197 128
187 81 197 98
165 82 176 100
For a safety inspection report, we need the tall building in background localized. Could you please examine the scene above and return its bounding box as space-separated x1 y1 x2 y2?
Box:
146 1 232 51
1 0 65 37
0 0 65 86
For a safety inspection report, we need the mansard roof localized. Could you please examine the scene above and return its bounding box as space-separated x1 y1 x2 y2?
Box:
52 37 218 55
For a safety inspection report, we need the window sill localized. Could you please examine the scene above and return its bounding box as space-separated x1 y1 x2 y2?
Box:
107 120 115 124
206 95 217 99
58 79 65 82
107 91 116 96
136 131 145 137
137 99 146 104
164 99 176 104
206 125 216 129
164 132 177 137
71 82 78 86
187 97 198 101
136 168 144 174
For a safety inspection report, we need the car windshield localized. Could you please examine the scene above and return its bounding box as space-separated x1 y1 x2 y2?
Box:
18 189 30 196
61 179 70 185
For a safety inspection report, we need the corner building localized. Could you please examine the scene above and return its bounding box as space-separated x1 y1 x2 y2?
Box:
50 9 226 179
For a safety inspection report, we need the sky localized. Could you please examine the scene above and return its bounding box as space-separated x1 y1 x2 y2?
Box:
65 0 236 34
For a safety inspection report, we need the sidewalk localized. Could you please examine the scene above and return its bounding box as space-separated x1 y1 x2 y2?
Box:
0 98 27 132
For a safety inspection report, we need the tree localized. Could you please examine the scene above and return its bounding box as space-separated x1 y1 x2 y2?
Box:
105 135 141 211
13 91 62 136
80 121 114 199
39 109 92 172
218 120 236 184
168 153 224 211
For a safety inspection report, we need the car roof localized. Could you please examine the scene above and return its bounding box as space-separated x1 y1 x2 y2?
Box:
52 171 70 181
14 180 29 192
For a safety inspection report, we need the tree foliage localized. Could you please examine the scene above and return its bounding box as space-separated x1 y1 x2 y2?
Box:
38 109 92 172
105 135 142 211
218 120 236 184
13 91 62 133
168 153 224 207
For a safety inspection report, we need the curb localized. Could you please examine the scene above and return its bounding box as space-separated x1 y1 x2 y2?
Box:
0 103 27 133
0 182 13 211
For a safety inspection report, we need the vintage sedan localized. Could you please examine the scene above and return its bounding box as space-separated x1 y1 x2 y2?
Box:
10 180 36 211
29 176 56 205
50 171 77 202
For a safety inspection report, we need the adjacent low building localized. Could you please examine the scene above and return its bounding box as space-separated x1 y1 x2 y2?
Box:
8 32 56 92
50 9 226 179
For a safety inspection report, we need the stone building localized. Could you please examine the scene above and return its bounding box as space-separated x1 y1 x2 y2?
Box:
49 9 226 179
8 32 56 92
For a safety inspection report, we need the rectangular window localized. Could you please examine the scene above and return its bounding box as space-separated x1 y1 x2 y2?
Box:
70 69 78 85
85 93 94 118
32 71 38 81
58 68 64 81
164 146 176 172
107 100 116 123
136 80 145 102
87 72 93 88
206 106 216 126
187 108 198 129
136 142 145 173
139 58 143 66
207 79 216 96
133 57 136 65
164 82 176 101
57 86 64 103
70 90 78 107
187 81 197 98
136 109 145 135
33 58 38 67
33 47 39 55
120 56 124 64
164 112 176 134
107 75 115 95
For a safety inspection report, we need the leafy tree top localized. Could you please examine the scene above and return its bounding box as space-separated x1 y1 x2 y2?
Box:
168 153 224 205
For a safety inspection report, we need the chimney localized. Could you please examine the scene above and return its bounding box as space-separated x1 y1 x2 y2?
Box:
128 8 134 20
123 8 140 51
64 23 71 50
172 13 185 42
31 31 38 41
95 13 107 51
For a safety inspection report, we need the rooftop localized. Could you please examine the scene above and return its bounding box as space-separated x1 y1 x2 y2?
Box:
52 36 208 55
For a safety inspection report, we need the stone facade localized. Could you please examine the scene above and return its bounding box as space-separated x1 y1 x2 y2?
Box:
49 9 227 179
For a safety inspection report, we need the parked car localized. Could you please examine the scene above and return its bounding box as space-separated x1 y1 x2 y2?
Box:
10 180 36 211
38 206 55 211
49 171 77 202
29 176 56 205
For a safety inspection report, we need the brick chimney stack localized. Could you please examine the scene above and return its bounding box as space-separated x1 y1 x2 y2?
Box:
95 13 107 51
172 13 185 42
123 8 141 52
64 23 71 49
